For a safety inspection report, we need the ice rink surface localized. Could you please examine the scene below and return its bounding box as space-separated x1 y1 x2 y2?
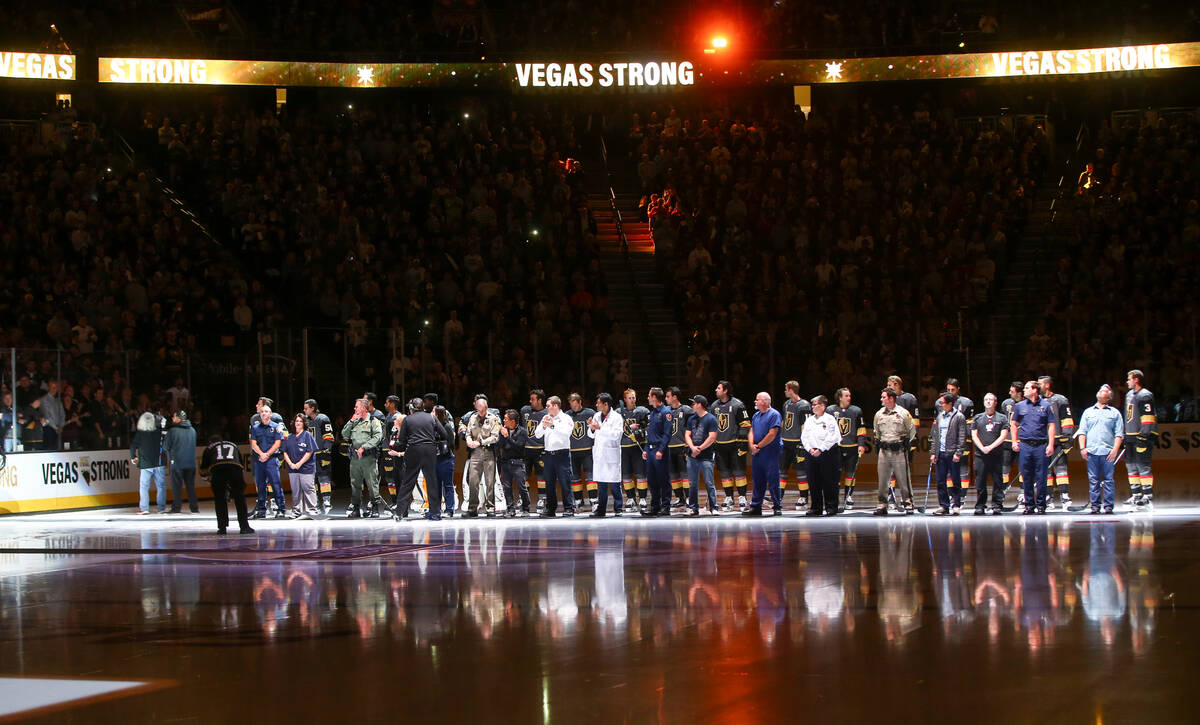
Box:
0 502 1194 722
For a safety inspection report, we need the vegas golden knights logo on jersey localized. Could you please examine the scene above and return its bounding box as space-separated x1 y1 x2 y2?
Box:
1127 401 1134 420
671 416 679 436
573 421 585 439
718 413 730 432
526 420 538 437
838 416 851 437
624 418 634 435
784 412 794 429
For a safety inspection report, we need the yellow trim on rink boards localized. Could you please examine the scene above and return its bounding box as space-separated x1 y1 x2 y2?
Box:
0 484 255 514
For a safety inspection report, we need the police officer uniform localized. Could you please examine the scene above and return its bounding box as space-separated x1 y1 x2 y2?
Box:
342 413 384 517
1124 384 1157 505
462 406 501 516
569 403 598 508
520 403 548 511
711 395 750 510
667 402 692 507
872 403 915 514
829 402 868 508
643 402 673 516
1042 391 1076 508
890 389 920 503
618 402 650 508
780 396 811 509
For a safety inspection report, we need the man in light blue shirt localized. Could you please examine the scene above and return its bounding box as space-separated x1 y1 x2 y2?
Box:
1075 385 1124 514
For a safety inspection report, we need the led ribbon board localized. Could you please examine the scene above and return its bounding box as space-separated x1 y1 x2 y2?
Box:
98 42 1200 88
0 51 75 80
743 42 1196 84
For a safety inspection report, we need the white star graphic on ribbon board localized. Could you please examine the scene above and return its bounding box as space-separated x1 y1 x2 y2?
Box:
356 65 375 86
824 61 844 80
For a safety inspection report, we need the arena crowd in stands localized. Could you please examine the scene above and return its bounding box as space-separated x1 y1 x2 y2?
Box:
634 98 1046 399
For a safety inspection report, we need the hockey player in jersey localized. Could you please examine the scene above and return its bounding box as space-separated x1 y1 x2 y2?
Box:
946 379 975 507
618 388 650 511
664 387 692 509
780 381 812 510
711 380 750 511
200 436 254 534
521 389 548 513
1039 376 1076 509
829 388 868 510
303 399 336 514
567 393 598 510
1124 369 1157 507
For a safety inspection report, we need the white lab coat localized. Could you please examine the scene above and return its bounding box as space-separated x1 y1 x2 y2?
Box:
589 410 624 483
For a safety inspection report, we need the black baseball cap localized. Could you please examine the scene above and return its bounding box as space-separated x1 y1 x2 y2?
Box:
688 395 708 408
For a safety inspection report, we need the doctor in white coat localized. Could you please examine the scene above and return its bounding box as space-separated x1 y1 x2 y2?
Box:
589 392 626 517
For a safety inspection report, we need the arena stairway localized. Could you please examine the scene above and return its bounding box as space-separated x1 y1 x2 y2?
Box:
967 174 1071 392
588 192 680 387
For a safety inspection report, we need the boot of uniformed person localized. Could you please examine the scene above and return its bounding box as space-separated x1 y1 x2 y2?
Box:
618 388 650 512
1039 376 1075 509
1123 369 1157 507
711 380 750 511
970 393 1009 515
946 379 975 508
566 393 597 511
303 399 336 515
872 389 916 515
342 398 384 518
829 388 868 510
779 381 812 510
521 389 548 513
664 387 692 509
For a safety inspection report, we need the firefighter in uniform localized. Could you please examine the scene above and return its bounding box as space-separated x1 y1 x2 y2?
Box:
946 379 975 507
342 398 384 518
829 388 868 509
711 380 750 511
567 393 597 510
303 399 335 514
1124 369 1157 507
618 388 650 511
780 381 812 510
250 397 285 517
1000 381 1023 504
886 376 920 507
665 386 692 509
521 389 548 513
1039 376 1076 509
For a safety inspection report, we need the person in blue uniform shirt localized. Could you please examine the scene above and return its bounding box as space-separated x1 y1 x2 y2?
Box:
249 406 287 518
1009 380 1057 514
742 392 783 516
642 387 674 517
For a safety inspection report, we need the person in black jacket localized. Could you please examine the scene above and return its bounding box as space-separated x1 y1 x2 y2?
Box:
497 409 531 517
392 398 447 522
200 435 254 534
130 411 167 514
